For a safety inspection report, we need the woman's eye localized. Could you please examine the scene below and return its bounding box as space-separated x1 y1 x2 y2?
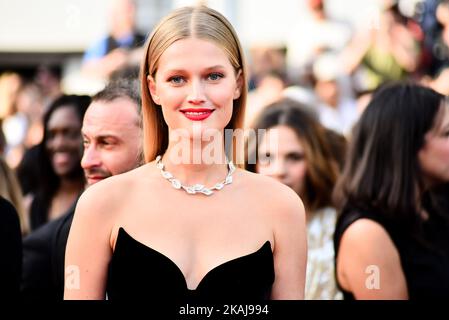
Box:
168 76 185 84
287 153 305 161
207 73 224 81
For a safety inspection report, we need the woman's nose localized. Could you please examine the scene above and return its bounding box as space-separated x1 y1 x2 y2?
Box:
48 133 66 150
268 158 287 180
187 79 206 105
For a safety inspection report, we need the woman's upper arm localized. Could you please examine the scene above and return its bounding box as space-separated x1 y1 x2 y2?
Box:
270 188 307 300
336 218 408 299
64 186 115 300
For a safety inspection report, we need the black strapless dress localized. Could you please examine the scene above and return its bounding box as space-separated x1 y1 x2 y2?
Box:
107 228 275 301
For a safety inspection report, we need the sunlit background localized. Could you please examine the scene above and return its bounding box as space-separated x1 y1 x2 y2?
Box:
1 0 413 93
1 0 445 170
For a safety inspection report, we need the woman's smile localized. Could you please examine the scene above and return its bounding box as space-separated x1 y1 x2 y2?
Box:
149 37 241 133
180 108 215 121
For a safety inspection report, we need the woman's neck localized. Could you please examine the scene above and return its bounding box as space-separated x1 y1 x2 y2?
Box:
58 177 84 195
161 137 230 187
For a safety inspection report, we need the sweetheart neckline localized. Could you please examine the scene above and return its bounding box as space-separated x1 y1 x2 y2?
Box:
114 227 273 291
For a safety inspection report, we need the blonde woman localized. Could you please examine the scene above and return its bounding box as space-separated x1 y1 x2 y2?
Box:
65 6 306 301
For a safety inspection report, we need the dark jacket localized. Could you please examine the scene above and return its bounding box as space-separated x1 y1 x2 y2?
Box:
21 201 76 300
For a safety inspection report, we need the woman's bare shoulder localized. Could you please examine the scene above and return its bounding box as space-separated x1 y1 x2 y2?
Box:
238 169 305 214
340 218 394 252
76 164 155 216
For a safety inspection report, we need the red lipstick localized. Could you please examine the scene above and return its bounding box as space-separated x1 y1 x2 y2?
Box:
180 108 214 121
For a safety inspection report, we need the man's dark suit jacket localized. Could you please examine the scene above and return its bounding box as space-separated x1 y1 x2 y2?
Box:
21 202 76 300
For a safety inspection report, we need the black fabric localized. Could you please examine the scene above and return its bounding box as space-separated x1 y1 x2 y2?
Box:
16 145 40 196
427 183 449 221
105 32 146 54
29 195 49 231
334 203 449 300
53 209 74 298
29 191 80 232
21 202 75 300
107 228 275 301
0 197 22 299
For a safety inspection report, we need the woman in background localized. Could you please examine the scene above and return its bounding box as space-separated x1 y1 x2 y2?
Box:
247 98 344 299
334 82 449 299
28 95 90 231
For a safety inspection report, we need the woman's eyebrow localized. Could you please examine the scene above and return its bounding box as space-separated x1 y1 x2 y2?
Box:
204 65 226 70
162 69 186 75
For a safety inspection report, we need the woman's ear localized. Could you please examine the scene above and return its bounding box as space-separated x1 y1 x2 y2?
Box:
233 69 243 100
147 75 161 105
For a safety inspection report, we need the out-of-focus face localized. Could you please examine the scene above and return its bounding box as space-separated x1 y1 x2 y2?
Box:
148 37 242 140
436 3 449 26
315 80 339 107
307 0 324 12
111 0 136 33
256 125 307 196
81 98 142 186
418 106 449 186
46 106 83 177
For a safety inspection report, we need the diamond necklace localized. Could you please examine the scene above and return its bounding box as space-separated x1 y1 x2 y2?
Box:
155 155 236 196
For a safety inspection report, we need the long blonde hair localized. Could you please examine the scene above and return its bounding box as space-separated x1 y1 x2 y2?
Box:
140 5 248 163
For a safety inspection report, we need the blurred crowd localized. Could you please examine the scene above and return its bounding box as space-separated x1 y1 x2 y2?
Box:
4 0 449 169
1 0 449 300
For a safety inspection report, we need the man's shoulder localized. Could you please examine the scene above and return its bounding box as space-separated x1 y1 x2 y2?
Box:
23 207 75 249
24 218 59 249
